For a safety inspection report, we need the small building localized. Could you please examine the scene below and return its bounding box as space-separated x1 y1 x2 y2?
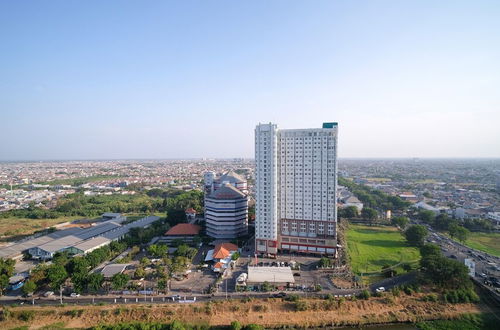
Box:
163 223 201 245
101 263 130 279
246 266 295 288
205 242 239 273
464 259 475 277
341 195 364 212
185 208 197 220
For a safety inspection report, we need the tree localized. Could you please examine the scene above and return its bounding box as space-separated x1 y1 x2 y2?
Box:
361 207 378 224
87 273 104 293
449 224 469 243
111 273 130 290
341 206 359 219
420 244 471 290
0 275 9 296
417 210 435 225
158 278 168 292
22 280 37 296
134 266 146 279
392 216 409 229
404 225 428 247
0 258 15 295
47 264 68 291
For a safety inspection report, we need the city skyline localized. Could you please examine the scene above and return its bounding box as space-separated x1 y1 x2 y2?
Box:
2 1 500 160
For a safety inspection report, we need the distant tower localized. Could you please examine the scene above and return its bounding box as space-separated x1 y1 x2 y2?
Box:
204 171 216 194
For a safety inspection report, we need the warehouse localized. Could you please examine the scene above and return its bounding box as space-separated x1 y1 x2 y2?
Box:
28 235 82 260
63 236 111 256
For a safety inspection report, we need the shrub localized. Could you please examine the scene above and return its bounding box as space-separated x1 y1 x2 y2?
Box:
391 287 401 297
422 294 438 302
359 289 371 300
231 320 242 330
18 310 35 321
252 305 268 312
294 300 308 311
285 294 300 302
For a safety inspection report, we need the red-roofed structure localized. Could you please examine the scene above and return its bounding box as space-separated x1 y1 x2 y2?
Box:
165 223 201 236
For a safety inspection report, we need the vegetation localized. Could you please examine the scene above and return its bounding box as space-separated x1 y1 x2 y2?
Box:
0 188 203 224
339 177 411 211
457 231 500 257
346 224 420 282
0 258 15 295
419 243 475 294
404 225 428 247
391 216 409 229
416 313 497 330
338 205 359 219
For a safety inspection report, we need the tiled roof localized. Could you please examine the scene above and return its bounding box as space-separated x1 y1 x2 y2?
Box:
212 242 238 259
185 208 197 214
165 223 201 236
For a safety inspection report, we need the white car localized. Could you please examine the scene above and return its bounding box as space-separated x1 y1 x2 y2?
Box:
43 291 54 297
375 287 386 293
70 293 80 297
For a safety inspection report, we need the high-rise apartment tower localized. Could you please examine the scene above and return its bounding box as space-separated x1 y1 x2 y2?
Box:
254 122 338 256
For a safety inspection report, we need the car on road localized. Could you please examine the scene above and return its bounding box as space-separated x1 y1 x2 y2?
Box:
70 293 80 297
375 287 385 293
272 292 287 298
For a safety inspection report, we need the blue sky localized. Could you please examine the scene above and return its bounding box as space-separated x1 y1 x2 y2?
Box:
1 0 499 160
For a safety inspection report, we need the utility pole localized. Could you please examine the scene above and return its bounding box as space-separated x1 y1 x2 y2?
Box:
59 284 63 304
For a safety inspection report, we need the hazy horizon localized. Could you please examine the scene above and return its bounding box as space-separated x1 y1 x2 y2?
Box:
2 1 499 160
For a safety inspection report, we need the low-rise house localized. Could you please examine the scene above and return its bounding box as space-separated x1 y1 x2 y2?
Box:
205 242 239 273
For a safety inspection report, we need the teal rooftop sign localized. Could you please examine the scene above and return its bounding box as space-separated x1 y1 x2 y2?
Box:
322 122 338 128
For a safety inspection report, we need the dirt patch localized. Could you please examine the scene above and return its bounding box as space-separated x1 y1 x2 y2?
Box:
0 293 492 329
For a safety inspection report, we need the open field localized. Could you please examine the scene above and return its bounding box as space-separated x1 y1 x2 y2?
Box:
0 295 489 329
0 216 80 241
347 224 420 282
463 232 500 257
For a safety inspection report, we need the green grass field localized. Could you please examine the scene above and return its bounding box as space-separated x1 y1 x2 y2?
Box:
463 232 500 257
346 224 421 283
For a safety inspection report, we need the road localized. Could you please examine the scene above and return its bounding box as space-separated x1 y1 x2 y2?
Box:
413 219 500 297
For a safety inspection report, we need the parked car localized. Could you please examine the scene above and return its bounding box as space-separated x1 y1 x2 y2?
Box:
375 287 386 293
70 293 80 297
44 291 54 297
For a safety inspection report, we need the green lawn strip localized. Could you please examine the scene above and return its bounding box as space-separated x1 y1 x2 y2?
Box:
416 313 497 330
346 224 420 283
444 231 500 257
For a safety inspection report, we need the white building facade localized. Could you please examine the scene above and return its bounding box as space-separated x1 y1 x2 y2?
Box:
204 171 249 239
255 122 338 256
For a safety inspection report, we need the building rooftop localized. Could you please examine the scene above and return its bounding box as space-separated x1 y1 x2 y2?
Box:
217 171 246 184
208 184 246 200
100 263 129 278
247 266 295 284
165 223 201 236
71 236 111 252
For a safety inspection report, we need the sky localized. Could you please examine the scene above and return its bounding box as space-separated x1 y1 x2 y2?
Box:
1 0 499 160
